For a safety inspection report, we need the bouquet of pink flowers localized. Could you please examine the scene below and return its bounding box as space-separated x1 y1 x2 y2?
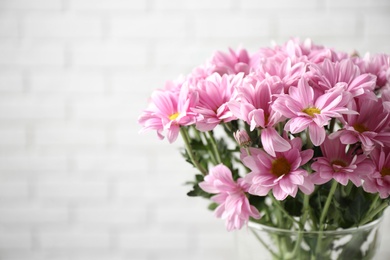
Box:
138 39 390 258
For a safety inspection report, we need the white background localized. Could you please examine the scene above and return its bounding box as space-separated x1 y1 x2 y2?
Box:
0 0 389 259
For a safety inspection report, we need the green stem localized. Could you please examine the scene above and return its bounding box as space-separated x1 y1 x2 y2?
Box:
277 122 283 135
193 126 203 142
201 132 218 165
314 180 338 256
206 131 222 164
301 194 310 228
250 228 281 259
328 118 336 133
222 123 237 143
270 194 300 226
291 194 310 258
318 180 338 229
180 127 207 176
370 193 380 211
224 122 233 133
305 129 313 149
245 147 251 156
358 200 389 226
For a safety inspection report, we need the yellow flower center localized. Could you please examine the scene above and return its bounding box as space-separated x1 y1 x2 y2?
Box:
381 167 390 177
271 157 291 177
169 112 179 121
353 123 368 133
302 107 321 117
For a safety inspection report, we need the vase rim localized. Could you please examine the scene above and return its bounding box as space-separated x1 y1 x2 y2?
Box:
248 216 383 235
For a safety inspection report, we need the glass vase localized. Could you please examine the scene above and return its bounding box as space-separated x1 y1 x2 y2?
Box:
236 218 383 260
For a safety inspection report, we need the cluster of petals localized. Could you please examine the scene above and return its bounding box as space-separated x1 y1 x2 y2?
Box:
139 38 390 144
330 97 390 153
309 59 377 99
356 53 390 88
138 37 390 212
363 147 390 199
192 73 243 131
242 138 314 200
228 76 290 156
272 77 352 146
210 47 252 75
311 136 374 186
199 164 261 231
138 81 198 143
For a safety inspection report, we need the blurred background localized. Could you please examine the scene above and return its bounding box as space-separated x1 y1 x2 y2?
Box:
0 0 389 259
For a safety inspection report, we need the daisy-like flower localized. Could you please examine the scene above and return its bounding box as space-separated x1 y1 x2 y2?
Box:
279 38 345 64
311 136 374 186
199 164 261 231
211 47 252 75
359 53 390 89
242 138 314 200
228 77 291 156
192 73 243 131
309 59 377 99
138 81 198 143
253 57 307 91
330 97 390 153
272 77 351 146
362 147 390 199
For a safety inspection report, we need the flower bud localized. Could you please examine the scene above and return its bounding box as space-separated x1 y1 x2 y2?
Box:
234 130 252 148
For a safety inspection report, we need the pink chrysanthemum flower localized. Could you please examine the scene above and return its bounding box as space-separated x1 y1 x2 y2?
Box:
186 61 217 87
228 77 291 156
138 82 198 143
362 147 390 199
311 136 374 186
279 38 346 64
359 53 390 89
254 58 307 91
272 77 351 146
381 86 390 112
199 164 261 231
309 59 377 99
330 97 390 153
192 73 242 131
242 138 314 200
210 47 252 75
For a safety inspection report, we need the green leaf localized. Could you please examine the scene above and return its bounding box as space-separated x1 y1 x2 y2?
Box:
186 174 212 199
186 184 211 198
340 187 370 227
284 193 303 217
248 195 266 211
208 202 218 211
195 174 204 182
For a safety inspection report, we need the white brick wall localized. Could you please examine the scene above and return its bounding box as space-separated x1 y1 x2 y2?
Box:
0 0 389 259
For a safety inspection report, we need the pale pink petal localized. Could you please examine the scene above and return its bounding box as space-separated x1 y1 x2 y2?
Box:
285 117 311 133
299 177 315 195
166 124 180 143
333 173 349 186
261 127 291 157
300 149 314 165
279 177 297 195
249 184 272 197
250 109 266 129
311 172 331 185
272 185 288 200
308 123 326 146
339 132 359 144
